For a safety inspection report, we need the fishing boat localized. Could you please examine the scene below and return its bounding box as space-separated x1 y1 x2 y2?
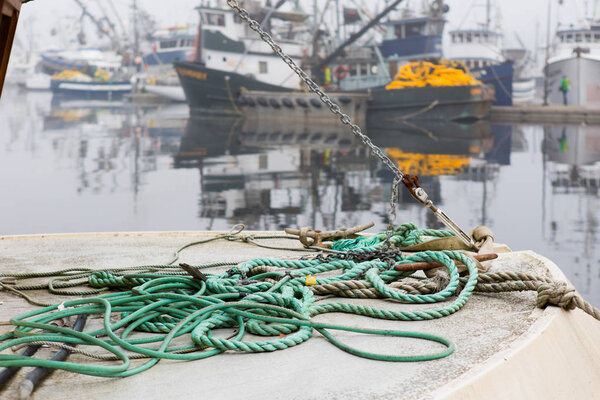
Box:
50 70 132 100
444 0 515 106
174 2 307 114
141 26 196 102
546 1 600 108
177 1 492 120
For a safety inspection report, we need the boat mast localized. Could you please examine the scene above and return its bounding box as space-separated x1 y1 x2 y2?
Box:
543 0 552 106
311 0 405 83
133 0 139 61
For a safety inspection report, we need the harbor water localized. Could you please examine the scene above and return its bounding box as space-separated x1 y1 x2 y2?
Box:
0 86 598 308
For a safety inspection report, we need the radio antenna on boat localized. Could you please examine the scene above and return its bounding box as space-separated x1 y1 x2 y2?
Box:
225 0 476 249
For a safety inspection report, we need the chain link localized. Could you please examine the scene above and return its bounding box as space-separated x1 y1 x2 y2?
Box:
226 0 403 233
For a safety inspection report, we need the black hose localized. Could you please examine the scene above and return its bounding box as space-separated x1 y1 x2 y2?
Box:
18 314 87 399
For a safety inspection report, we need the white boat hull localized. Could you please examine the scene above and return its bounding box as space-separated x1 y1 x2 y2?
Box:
144 84 186 102
547 56 600 108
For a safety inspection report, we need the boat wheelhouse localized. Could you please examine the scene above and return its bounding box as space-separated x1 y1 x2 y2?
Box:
378 15 445 62
143 26 196 70
447 29 503 70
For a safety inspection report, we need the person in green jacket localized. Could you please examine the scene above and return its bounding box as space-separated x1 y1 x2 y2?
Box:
559 75 571 105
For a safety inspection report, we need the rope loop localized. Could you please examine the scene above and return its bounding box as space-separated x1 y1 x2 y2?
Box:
536 282 578 311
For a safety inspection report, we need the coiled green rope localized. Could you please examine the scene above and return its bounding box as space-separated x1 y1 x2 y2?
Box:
0 224 476 378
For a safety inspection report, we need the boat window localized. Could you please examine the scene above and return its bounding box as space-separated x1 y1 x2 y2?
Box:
258 154 267 169
428 20 444 35
585 33 592 42
566 34 573 43
575 33 582 42
474 33 480 42
360 63 368 76
404 21 425 38
558 34 564 43
394 24 404 39
370 63 379 75
203 12 225 26
451 33 456 43
259 61 267 74
595 33 600 42
180 39 186 47
349 63 358 77
160 40 178 49
466 33 472 43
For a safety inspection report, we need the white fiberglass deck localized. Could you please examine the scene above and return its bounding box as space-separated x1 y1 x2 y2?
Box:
0 232 598 400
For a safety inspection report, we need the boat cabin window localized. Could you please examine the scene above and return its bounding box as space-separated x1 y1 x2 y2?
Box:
466 33 472 43
349 64 358 77
160 40 178 49
403 21 426 38
566 34 573 43
370 63 379 75
482 33 489 42
203 12 226 26
360 63 368 76
258 61 267 74
595 33 600 42
473 33 480 42
585 33 592 42
575 33 582 42
394 25 404 39
427 20 444 35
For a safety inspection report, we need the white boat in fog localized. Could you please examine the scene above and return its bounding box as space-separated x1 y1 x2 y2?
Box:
547 1 600 107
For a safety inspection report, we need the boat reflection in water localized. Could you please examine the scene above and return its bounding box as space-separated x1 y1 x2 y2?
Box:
542 125 600 302
175 114 499 230
41 98 186 197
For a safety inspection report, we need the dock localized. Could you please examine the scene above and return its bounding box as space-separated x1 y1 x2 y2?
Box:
0 232 599 399
490 105 600 125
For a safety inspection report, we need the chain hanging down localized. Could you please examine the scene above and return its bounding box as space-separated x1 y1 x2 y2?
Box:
225 0 475 249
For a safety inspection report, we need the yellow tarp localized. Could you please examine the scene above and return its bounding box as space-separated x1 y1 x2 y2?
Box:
386 61 481 90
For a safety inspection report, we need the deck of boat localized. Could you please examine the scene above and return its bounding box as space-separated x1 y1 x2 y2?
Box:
0 231 598 399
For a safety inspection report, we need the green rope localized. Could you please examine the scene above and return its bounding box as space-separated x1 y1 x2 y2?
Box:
0 224 476 379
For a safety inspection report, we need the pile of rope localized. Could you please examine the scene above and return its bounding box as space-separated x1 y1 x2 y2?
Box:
0 224 598 382
51 70 92 82
385 61 481 90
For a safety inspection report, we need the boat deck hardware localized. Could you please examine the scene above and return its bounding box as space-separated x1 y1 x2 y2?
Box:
402 174 476 249
284 222 375 247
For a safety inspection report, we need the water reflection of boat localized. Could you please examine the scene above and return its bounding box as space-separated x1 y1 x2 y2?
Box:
542 124 600 313
174 116 501 228
543 125 600 192
368 120 494 155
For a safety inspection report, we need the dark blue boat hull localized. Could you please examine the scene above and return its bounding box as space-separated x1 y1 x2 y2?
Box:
470 61 514 106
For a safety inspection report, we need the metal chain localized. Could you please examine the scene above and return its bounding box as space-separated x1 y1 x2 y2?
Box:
226 0 403 234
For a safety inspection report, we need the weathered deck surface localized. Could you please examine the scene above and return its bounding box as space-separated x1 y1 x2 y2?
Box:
0 232 598 400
